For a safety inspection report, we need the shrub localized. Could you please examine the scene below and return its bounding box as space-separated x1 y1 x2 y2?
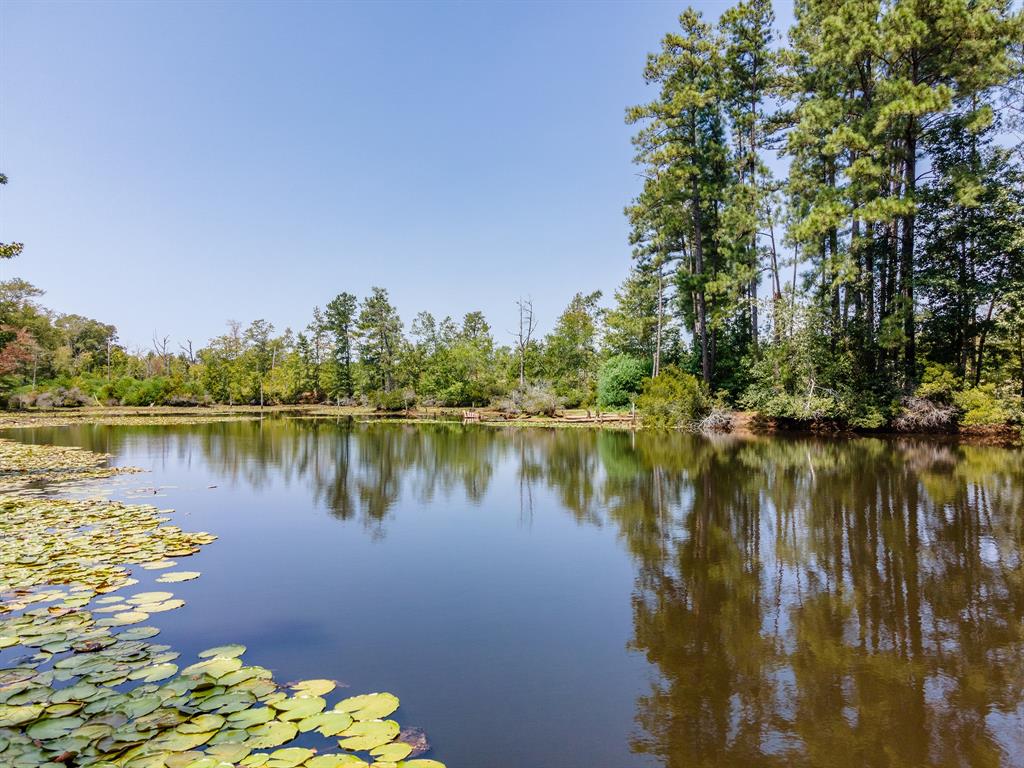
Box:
493 383 561 416
636 366 708 429
119 377 172 406
558 387 589 410
954 385 1017 426
915 363 958 404
597 355 648 409
373 388 416 412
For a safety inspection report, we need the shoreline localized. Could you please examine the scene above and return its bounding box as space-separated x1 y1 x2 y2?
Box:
0 405 1019 447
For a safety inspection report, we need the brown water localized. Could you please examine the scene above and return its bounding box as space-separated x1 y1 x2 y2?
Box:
7 420 1024 767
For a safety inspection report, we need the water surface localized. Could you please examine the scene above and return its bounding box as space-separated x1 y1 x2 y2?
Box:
7 420 1023 767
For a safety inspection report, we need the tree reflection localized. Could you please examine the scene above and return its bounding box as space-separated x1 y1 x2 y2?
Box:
610 433 1024 768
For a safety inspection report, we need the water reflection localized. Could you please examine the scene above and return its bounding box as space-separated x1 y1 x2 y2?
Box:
13 420 1024 766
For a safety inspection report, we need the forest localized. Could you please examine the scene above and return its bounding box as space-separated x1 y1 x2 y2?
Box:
1 0 1022 430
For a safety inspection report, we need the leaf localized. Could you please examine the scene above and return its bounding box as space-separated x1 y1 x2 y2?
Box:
198 644 246 659
335 692 399 721
181 657 243 679
297 710 352 736
371 743 413 761
152 728 217 751
245 720 298 749
26 715 85 740
157 571 201 583
226 707 275 729
337 719 400 751
97 611 150 627
306 757 368 768
129 591 175 604
133 663 178 682
291 678 336 696
266 747 314 767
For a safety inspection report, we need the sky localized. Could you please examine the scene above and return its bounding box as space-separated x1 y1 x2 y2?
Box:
1 1 791 351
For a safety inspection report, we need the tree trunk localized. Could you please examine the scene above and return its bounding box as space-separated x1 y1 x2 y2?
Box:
900 119 917 388
654 264 663 377
692 180 711 385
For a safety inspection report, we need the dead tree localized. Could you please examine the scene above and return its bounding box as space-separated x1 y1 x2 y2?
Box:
513 298 537 389
152 334 171 375
179 339 196 365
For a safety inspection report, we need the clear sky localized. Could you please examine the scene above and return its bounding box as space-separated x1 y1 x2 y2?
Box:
1 1 789 351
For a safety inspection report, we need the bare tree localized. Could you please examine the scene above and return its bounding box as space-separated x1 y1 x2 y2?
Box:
179 339 196 365
513 298 537 388
152 333 171 375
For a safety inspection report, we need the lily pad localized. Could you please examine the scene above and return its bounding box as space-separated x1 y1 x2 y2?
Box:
292 678 337 696
266 747 314 767
198 644 246 659
372 743 413 761
157 571 201 583
307 757 368 768
338 719 400 751
245 720 298 749
335 692 400 721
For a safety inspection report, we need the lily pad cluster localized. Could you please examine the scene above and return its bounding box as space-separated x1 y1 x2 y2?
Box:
0 411 267 431
0 442 446 768
0 439 142 492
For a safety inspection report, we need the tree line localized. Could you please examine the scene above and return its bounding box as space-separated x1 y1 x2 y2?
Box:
0 275 638 412
1 0 1022 427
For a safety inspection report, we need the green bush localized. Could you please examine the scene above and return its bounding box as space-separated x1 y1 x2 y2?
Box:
119 377 172 406
372 388 416 411
636 366 708 429
493 383 561 416
915 363 958 404
597 355 648 409
954 384 1017 426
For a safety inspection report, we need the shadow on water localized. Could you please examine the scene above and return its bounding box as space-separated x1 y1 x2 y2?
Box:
7 419 1024 768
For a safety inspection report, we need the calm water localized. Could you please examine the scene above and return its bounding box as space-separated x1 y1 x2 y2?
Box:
6 420 1024 768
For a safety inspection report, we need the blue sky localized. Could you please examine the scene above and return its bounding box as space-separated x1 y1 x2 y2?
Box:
1 1 789 350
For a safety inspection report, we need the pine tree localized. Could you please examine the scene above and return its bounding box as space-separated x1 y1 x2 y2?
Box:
356 287 404 393
325 292 357 399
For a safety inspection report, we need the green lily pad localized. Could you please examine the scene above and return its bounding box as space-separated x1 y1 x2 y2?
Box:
205 740 252 762
157 571 201 583
306 757 368 768
181 657 243 679
273 695 326 721
337 719 400 751
226 707 275 729
298 710 352 736
179 713 226 733
26 715 85 740
266 747 314 767
131 662 178 682
335 692 400 721
0 704 44 726
245 720 298 749
372 743 413 761
198 644 246 659
129 591 175 603
152 728 217 751
292 678 336 696
97 611 149 627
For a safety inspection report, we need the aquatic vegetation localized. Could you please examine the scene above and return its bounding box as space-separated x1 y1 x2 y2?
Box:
0 439 143 493
0 442 445 768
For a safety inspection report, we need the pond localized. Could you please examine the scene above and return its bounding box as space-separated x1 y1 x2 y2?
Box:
6 419 1024 768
